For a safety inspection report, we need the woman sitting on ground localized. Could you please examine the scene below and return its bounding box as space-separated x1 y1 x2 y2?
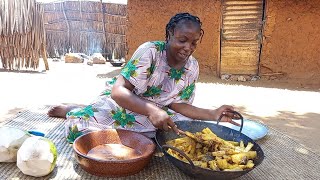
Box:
48 12 238 141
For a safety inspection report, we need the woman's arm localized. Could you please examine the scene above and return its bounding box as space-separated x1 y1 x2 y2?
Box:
111 75 180 133
169 103 240 126
111 75 158 116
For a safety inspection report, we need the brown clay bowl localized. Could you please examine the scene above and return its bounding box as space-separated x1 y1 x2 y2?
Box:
73 129 156 177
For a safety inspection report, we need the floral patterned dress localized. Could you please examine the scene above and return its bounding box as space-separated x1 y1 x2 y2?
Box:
65 41 199 142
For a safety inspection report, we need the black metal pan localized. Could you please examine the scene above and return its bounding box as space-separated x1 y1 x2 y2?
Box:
155 111 264 180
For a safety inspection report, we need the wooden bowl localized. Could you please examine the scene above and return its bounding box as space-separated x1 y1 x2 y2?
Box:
73 129 155 177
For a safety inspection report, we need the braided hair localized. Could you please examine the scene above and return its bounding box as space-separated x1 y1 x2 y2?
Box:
165 12 204 42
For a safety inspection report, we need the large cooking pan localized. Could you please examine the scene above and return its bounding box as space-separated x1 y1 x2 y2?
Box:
155 111 264 180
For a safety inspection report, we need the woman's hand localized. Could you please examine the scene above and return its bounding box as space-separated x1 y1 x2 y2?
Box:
148 109 180 134
210 105 240 126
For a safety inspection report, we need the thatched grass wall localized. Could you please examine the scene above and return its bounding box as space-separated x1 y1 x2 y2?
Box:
43 1 127 59
0 0 48 70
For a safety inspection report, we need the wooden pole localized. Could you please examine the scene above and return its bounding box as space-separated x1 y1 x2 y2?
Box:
39 3 49 70
217 0 223 77
100 0 108 56
79 0 83 53
42 43 49 70
258 0 268 76
62 2 70 52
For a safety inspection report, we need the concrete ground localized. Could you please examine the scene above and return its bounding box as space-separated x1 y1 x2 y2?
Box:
1 59 319 154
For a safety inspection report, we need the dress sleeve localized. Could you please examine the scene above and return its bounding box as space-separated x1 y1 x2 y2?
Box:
120 42 154 94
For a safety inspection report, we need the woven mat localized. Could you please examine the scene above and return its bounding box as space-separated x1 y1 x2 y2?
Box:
1 107 319 180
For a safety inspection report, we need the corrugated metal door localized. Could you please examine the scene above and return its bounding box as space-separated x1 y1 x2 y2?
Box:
220 0 265 75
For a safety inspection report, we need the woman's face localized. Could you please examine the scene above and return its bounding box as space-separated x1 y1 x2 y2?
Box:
167 21 201 66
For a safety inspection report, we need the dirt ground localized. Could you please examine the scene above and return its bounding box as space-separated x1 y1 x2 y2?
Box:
0 59 319 155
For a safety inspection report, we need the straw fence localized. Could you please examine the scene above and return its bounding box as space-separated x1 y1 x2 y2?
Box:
0 0 48 70
43 1 127 59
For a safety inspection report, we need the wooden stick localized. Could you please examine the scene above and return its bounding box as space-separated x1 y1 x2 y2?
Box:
260 72 284 76
61 2 70 52
101 0 108 54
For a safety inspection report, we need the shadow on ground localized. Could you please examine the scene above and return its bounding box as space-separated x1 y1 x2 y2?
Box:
234 105 320 155
198 73 320 92
96 69 121 79
0 68 46 74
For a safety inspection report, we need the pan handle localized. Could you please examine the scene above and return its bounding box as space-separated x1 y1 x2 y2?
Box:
217 110 244 133
162 144 195 168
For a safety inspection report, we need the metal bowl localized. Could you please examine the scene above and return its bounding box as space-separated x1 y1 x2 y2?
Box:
73 129 155 177
218 119 268 140
110 61 124 67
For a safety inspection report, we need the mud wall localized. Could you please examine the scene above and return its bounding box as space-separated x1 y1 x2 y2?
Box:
126 0 220 75
127 0 320 80
261 0 320 79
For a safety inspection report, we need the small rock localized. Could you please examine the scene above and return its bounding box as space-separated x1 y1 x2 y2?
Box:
91 53 106 64
65 53 84 63
270 76 277 80
221 74 231 80
229 75 238 81
87 60 93 66
251 75 260 81
237 76 247 82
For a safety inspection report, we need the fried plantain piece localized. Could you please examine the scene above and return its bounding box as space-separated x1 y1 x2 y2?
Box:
244 142 254 152
231 151 257 164
208 160 220 171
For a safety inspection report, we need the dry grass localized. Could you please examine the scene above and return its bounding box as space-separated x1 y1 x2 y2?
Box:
0 0 46 70
43 1 127 58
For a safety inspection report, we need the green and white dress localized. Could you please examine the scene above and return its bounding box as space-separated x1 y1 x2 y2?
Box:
65 41 199 143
